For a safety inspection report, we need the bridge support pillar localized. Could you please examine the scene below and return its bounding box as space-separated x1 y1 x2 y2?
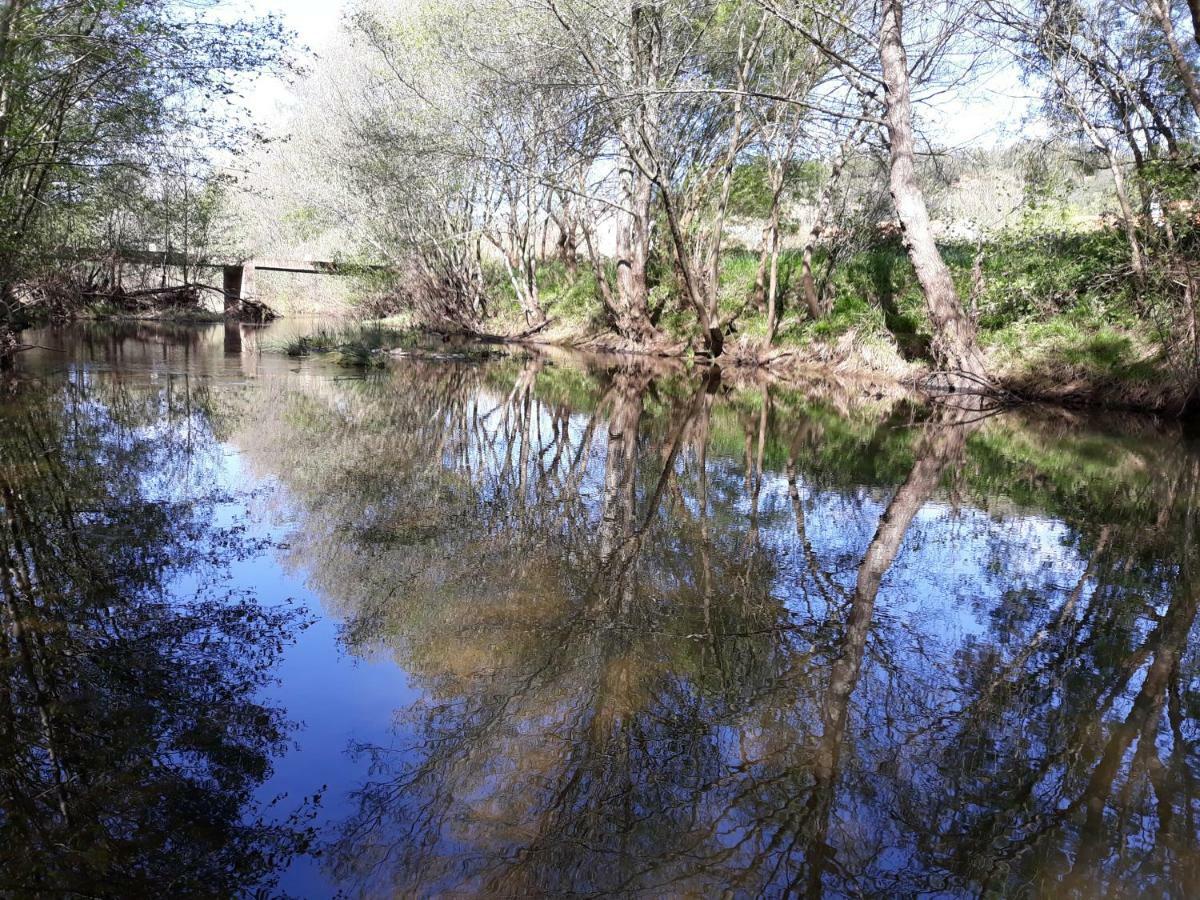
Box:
223 320 243 354
221 263 256 316
222 265 242 316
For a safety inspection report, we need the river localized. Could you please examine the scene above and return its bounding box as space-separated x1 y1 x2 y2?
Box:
2 319 1198 897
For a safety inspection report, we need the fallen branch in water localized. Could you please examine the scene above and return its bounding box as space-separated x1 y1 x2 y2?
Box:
425 316 554 344
12 343 65 353
189 283 278 321
914 369 1024 405
508 316 554 340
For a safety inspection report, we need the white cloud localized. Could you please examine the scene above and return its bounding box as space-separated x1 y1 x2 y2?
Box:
233 0 349 130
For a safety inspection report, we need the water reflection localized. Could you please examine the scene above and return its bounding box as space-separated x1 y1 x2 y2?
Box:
6 324 1200 896
215 354 1200 897
0 373 312 895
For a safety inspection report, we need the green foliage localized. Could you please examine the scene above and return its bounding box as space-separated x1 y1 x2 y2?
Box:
334 342 389 368
0 0 287 322
274 325 412 367
973 229 1135 329
1014 150 1081 233
326 217 1192 410
552 269 606 325
715 249 761 314
1140 155 1200 204
279 205 334 242
964 417 1171 527
984 317 1167 390
726 158 825 218
539 261 606 327
278 330 339 357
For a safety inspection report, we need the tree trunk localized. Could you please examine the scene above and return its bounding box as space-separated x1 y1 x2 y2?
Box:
550 201 580 278
752 162 784 311
766 226 782 342
1103 147 1147 280
499 245 545 326
802 122 867 319
806 408 973 894
557 226 579 278
610 1 663 346
597 372 645 567
614 156 657 342
659 184 720 355
0 324 14 371
697 19 763 355
581 217 617 314
879 0 988 380
1149 0 1200 122
0 0 26 154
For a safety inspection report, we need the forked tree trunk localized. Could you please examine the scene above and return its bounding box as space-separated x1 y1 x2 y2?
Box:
805 408 974 895
659 185 720 355
557 227 579 278
614 161 658 342
879 0 989 381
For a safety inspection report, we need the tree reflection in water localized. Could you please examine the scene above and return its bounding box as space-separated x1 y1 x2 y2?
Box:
211 354 1200 897
0 374 312 896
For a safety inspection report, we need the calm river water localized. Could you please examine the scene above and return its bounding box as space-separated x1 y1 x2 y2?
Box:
3 320 1200 897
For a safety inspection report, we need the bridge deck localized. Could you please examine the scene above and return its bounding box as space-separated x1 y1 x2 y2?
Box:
54 249 388 308
59 248 386 276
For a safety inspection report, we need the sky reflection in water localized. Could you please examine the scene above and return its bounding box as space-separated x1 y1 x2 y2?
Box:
2 320 1199 898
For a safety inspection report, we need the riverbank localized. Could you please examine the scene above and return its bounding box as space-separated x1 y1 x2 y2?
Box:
0 277 281 365
259 316 1191 418
343 230 1198 416
6 304 1192 416
6 226 1197 417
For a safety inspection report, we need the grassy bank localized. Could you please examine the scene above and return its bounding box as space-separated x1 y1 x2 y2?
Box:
211 224 1198 414
403 227 1193 413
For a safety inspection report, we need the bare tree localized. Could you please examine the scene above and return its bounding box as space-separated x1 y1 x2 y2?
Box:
879 0 988 378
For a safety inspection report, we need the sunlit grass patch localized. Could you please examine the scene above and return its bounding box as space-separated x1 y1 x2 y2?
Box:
985 316 1178 407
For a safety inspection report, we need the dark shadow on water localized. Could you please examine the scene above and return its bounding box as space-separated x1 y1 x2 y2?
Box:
0 374 314 895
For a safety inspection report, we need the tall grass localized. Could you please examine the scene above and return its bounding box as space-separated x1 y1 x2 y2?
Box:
271 325 416 368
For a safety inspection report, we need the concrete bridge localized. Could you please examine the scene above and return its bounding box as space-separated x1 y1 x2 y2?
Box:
215 257 385 314
63 248 387 314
